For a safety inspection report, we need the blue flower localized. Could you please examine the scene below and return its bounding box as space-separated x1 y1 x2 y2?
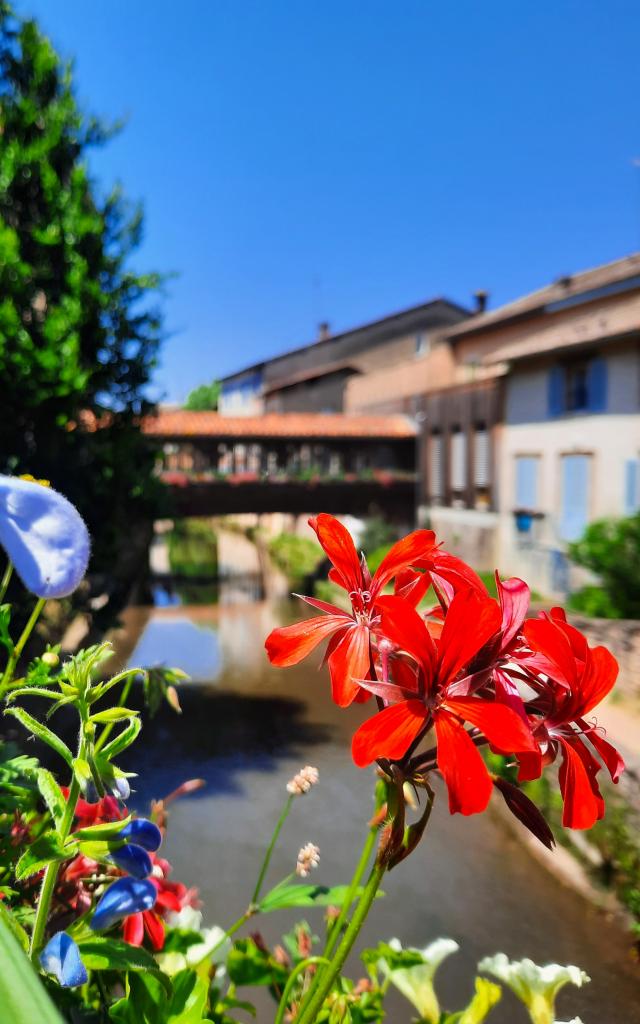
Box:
39 932 88 988
0 475 90 598
90 877 157 931
120 818 162 852
109 842 153 879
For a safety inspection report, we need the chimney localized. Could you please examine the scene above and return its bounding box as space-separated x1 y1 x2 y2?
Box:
317 321 331 342
473 290 489 314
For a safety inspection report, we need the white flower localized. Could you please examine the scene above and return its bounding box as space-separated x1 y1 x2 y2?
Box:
286 765 319 795
164 905 203 932
296 842 320 877
479 953 589 1024
381 937 459 1024
0 475 90 598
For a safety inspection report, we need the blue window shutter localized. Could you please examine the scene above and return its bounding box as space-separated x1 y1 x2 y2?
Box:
586 356 607 412
625 459 640 514
548 366 565 417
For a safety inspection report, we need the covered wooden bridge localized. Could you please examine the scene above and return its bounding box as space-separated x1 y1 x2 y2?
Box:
142 410 417 517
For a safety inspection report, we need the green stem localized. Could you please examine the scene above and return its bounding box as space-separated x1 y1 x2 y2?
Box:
295 860 386 1024
207 909 253 960
274 956 330 1024
94 676 134 753
0 561 13 603
29 772 81 959
0 597 46 698
251 793 293 906
323 819 378 960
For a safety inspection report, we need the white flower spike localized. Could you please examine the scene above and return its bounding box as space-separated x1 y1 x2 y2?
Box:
0 475 90 598
479 953 589 1024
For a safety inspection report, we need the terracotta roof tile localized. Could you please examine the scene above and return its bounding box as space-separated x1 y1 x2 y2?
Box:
143 410 416 440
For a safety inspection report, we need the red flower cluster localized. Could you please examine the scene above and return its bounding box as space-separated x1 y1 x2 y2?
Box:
265 514 624 837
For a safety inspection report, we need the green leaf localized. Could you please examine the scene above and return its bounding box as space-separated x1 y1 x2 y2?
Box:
15 830 74 880
4 707 73 766
259 880 381 913
35 768 66 831
90 707 139 723
167 969 209 1023
71 815 131 842
227 939 288 989
78 936 158 973
0 900 29 953
0 912 64 1024
100 716 142 759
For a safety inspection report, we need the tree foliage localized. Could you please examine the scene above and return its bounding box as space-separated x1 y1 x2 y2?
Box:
184 379 220 411
0 3 164 572
568 513 640 619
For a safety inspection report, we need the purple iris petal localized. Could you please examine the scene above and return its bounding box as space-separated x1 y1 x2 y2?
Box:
120 818 162 852
109 843 153 879
40 932 88 988
90 877 157 931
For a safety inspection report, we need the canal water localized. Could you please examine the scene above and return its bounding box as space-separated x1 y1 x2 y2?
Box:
109 579 639 1024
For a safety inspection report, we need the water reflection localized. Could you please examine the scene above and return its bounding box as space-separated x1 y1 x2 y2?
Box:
128 616 221 680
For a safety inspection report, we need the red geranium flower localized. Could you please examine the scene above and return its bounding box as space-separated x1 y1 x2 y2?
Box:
514 608 624 829
265 514 441 705
351 592 537 815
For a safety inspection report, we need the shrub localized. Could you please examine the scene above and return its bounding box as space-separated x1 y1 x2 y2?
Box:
568 513 640 619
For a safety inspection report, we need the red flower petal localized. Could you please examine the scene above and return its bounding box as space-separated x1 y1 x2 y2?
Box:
371 530 437 597
143 910 165 951
558 737 604 829
579 645 619 716
394 568 431 606
523 618 577 688
351 700 427 767
437 590 501 686
578 719 625 783
434 710 493 815
496 575 530 650
308 514 361 593
265 614 347 666
444 696 536 754
328 622 371 706
376 596 437 681
123 912 144 946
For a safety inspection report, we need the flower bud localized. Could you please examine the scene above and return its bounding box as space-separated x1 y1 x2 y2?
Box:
286 765 319 796
109 842 153 879
40 932 88 988
120 818 162 852
41 651 59 668
90 877 157 931
296 842 320 878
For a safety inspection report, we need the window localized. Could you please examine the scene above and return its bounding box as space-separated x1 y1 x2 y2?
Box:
450 429 467 494
548 356 607 416
429 432 444 501
625 459 640 514
564 361 589 412
515 455 539 510
474 426 490 488
415 332 429 357
559 454 591 541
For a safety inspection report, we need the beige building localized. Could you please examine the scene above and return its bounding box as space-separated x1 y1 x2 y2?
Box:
452 254 640 593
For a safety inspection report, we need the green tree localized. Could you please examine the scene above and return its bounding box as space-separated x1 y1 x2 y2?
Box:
0 4 164 574
568 513 640 619
185 379 220 410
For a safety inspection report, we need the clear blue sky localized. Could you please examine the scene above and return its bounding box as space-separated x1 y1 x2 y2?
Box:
20 1 640 403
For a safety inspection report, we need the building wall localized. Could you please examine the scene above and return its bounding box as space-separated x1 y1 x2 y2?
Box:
496 344 640 595
265 372 352 414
